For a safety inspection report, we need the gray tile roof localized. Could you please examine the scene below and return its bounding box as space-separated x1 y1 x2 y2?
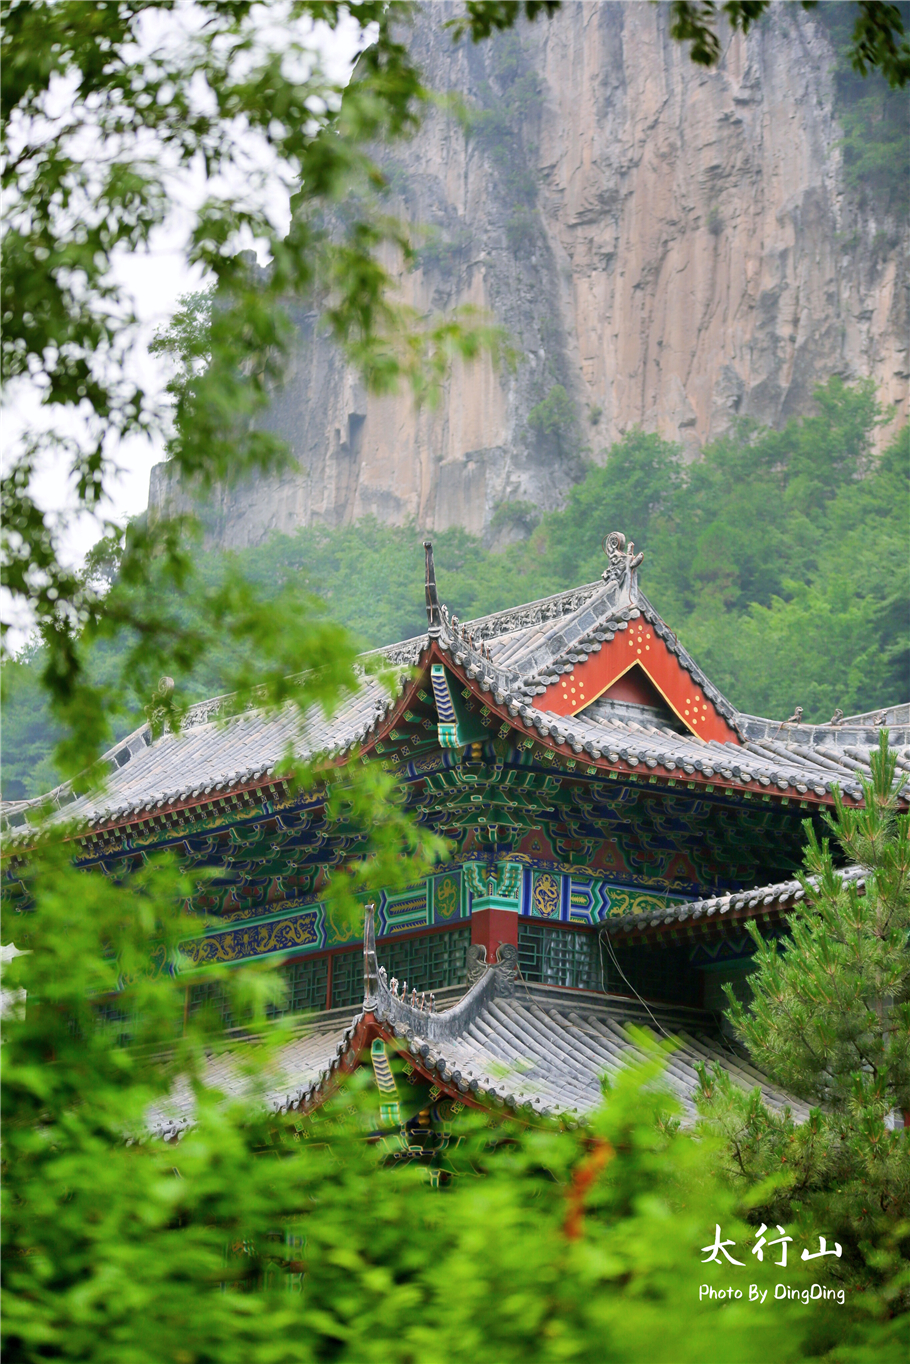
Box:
502 706 910 797
605 865 869 936
5 565 907 841
3 667 410 837
354 917 811 1122
146 1011 355 1141
147 951 811 1141
372 989 809 1123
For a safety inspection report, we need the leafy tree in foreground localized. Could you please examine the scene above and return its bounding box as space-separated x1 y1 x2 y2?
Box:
668 0 910 87
699 732 910 1309
4 844 884 1364
3 6 909 1362
3 2 907 783
0 0 521 777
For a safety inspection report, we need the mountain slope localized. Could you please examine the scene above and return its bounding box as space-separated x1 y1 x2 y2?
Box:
149 1 909 547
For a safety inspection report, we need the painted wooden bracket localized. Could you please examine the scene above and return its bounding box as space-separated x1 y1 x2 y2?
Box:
430 663 487 750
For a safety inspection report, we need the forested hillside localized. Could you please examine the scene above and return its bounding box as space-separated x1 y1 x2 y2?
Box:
3 379 907 800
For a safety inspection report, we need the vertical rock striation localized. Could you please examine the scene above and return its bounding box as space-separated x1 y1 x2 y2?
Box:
149 1 908 547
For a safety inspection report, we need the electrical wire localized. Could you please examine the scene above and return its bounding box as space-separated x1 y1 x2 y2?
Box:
598 926 673 1040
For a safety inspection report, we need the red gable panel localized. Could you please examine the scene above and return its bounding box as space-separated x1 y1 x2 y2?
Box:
537 616 740 743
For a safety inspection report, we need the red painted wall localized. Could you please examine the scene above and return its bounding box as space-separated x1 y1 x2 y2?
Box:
540 619 739 743
470 906 519 961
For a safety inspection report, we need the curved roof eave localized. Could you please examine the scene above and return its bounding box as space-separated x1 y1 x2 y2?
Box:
427 638 908 809
6 543 909 846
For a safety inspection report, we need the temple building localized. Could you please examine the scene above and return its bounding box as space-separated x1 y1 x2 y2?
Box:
4 534 908 1139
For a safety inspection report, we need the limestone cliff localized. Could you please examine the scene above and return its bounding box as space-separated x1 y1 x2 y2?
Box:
148 1 909 547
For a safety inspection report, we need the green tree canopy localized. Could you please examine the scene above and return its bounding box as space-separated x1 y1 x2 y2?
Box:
6 840 894 1362
698 733 910 1307
1 0 521 776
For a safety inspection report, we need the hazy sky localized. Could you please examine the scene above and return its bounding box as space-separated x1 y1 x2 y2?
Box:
3 9 365 589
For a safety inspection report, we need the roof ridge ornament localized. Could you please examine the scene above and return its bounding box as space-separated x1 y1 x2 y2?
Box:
424 540 442 636
602 531 643 592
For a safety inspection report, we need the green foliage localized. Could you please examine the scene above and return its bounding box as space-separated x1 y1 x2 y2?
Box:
505 204 539 253
527 383 576 445
415 224 472 278
669 400 908 719
0 0 510 780
542 427 683 570
148 288 216 420
817 1 910 213
5 844 885 1362
668 1 910 86
698 734 910 1306
489 498 542 535
0 653 64 799
464 29 543 212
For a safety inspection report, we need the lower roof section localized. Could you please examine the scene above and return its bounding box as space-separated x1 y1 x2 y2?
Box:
147 913 810 1140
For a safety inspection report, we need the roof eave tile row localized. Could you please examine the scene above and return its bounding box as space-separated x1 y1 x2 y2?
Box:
149 934 814 1140
2 664 422 844
5 574 908 844
273 958 812 1127
431 631 902 803
605 865 869 937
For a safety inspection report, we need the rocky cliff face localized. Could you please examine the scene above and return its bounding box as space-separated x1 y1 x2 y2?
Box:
149 1 908 547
